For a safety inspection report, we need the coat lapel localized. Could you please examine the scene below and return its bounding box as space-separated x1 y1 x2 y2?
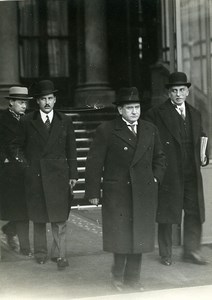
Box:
113 117 137 148
158 100 181 144
131 120 153 167
186 103 200 146
30 111 49 142
30 111 64 156
42 112 64 155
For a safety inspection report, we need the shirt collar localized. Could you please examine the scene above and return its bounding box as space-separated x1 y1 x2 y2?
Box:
171 100 185 111
40 110 54 123
122 117 138 126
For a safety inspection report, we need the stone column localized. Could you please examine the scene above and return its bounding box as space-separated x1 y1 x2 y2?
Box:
74 0 115 107
0 2 20 109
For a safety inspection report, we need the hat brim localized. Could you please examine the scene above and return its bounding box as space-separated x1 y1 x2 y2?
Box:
113 100 141 105
5 96 33 100
33 90 58 97
165 82 191 88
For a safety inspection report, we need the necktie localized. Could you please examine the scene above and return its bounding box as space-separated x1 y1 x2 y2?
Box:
179 106 185 120
128 124 137 136
45 115 51 131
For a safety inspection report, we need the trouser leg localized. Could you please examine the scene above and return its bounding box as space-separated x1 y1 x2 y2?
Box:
33 222 47 258
124 253 142 284
16 221 30 253
111 253 126 280
183 213 201 254
183 175 201 254
51 222 67 259
2 221 17 236
158 223 172 258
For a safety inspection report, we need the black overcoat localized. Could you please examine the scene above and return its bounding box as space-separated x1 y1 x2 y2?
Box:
85 117 166 254
144 99 207 224
16 110 78 223
0 109 28 221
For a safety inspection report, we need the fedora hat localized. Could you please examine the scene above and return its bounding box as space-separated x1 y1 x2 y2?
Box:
165 72 191 88
5 86 32 100
33 80 58 97
113 87 141 105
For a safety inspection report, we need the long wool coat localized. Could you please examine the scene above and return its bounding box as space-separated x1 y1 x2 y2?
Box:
16 110 78 223
145 99 207 224
85 117 166 254
0 109 28 221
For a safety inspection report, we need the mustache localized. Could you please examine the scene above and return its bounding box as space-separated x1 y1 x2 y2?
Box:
44 105 51 108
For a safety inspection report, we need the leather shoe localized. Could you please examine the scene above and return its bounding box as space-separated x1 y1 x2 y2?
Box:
111 279 124 292
161 256 172 266
35 256 47 264
183 252 208 265
20 249 33 257
57 258 69 270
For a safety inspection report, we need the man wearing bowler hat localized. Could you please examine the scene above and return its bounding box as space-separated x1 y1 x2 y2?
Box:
12 80 78 270
0 86 32 256
85 87 166 291
145 72 209 266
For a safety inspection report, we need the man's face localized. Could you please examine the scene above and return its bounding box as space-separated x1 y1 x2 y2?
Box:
118 103 141 123
168 85 189 106
10 100 28 115
37 93 56 113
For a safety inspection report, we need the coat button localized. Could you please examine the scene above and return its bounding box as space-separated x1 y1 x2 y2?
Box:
124 147 128 151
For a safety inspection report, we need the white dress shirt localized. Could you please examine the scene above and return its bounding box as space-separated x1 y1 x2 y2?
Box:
122 118 138 134
40 110 54 124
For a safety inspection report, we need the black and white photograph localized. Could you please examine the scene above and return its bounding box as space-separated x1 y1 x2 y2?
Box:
0 0 212 299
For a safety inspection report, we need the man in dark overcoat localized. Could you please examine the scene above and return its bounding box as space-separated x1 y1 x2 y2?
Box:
145 72 209 266
85 87 166 292
0 86 32 256
14 80 78 270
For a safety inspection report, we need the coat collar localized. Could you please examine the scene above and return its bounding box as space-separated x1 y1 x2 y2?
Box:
30 110 65 155
113 117 154 166
157 99 200 144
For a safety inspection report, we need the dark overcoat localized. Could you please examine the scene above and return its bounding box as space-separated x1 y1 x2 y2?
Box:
16 110 78 223
144 99 207 224
0 109 28 221
85 117 166 254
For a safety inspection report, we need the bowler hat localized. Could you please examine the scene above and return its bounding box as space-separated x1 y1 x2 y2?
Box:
33 80 58 97
5 86 32 100
165 72 191 88
113 87 141 105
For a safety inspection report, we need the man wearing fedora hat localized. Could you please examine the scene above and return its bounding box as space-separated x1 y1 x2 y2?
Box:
11 80 78 270
145 71 209 266
85 87 166 291
0 86 32 256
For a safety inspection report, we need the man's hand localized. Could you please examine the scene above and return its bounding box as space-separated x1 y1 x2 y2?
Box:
89 198 99 206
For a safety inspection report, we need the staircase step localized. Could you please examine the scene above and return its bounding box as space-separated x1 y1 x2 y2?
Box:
77 147 90 152
77 157 87 161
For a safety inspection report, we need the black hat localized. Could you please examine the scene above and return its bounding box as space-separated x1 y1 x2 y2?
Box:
5 86 33 100
113 87 141 105
33 80 58 97
165 72 191 88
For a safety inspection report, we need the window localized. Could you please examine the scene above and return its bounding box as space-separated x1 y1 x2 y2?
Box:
19 0 69 78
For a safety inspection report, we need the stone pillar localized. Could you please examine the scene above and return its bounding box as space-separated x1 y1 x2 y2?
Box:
0 2 20 109
74 0 115 107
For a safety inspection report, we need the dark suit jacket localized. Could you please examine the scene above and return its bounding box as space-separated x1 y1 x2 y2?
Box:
85 116 166 253
14 110 78 223
145 99 207 224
